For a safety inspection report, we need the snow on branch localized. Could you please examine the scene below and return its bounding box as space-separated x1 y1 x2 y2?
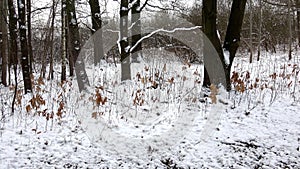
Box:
129 26 202 53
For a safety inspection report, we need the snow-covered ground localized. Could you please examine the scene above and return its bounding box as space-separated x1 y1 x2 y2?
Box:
0 51 300 168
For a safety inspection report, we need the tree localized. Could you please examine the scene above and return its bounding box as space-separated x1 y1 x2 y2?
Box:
8 0 19 113
202 0 226 87
61 0 67 82
8 0 18 85
48 0 57 80
18 0 32 93
120 0 131 81
66 0 89 92
297 0 300 47
0 0 8 86
26 0 33 73
203 0 247 90
130 0 142 62
249 0 254 63
88 0 104 65
223 0 247 79
287 0 292 60
41 4 55 78
257 0 262 61
66 0 78 77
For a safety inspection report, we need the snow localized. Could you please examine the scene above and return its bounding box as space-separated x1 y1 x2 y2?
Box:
20 25 26 30
95 13 100 18
121 7 128 11
130 26 202 53
18 0 24 9
71 18 77 25
0 52 300 168
223 49 230 66
217 30 221 40
125 46 131 53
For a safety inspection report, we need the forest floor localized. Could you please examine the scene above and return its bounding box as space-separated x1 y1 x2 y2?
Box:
0 52 300 168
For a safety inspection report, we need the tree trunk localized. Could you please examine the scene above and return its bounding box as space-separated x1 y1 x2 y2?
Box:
0 0 8 86
120 0 131 81
257 0 262 61
48 0 56 80
297 0 300 47
8 0 18 72
26 0 33 73
131 0 142 63
66 0 89 91
202 0 227 88
223 0 247 90
88 0 104 65
61 0 67 82
249 0 253 63
66 0 79 77
287 0 292 60
18 0 32 93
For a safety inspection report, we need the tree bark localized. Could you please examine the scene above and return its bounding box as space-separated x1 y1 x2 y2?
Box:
297 0 300 47
223 0 247 90
88 0 104 65
48 0 56 80
120 0 131 81
66 0 89 91
61 0 67 82
202 0 247 90
0 0 8 86
202 0 227 88
26 0 33 73
18 0 32 93
257 0 262 61
66 0 77 77
8 0 18 71
249 0 253 63
131 0 142 63
287 0 292 60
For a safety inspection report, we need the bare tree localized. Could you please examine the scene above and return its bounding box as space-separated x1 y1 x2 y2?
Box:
130 0 142 63
88 0 104 65
8 0 19 113
66 0 89 91
120 0 131 81
26 0 33 73
287 0 292 60
257 0 262 61
297 0 300 47
18 0 32 93
47 0 57 80
0 0 8 86
41 6 55 78
61 0 67 82
249 0 254 63
66 0 76 77
202 0 225 87
203 0 247 90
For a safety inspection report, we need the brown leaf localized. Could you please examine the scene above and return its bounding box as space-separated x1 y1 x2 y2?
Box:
38 76 45 85
26 105 31 113
92 112 98 119
101 97 107 105
168 77 174 84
